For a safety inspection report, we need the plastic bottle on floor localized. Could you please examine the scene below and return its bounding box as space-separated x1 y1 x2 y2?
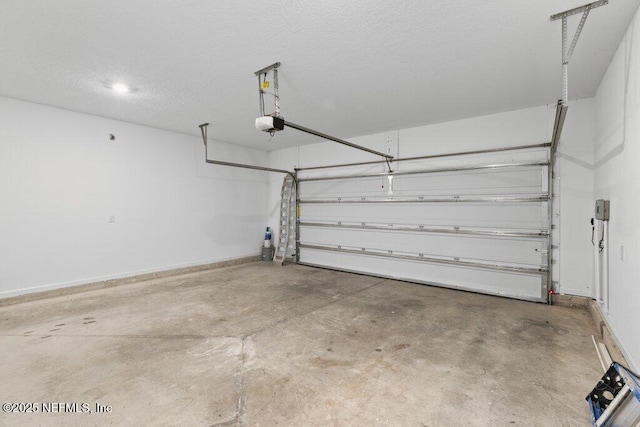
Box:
264 227 272 248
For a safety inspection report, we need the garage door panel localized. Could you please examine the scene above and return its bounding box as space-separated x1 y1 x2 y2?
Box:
298 149 550 181
300 203 547 230
301 168 545 198
299 248 545 302
392 169 543 195
296 149 550 302
300 226 546 266
390 150 549 170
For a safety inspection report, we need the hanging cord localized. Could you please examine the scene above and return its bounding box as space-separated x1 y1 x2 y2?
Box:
591 218 595 246
598 223 605 253
385 158 393 173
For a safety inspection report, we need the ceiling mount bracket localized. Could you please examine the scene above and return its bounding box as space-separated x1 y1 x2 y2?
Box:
253 62 394 164
255 62 281 119
551 0 608 104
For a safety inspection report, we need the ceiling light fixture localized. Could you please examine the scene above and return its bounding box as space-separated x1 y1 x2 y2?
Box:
111 83 129 94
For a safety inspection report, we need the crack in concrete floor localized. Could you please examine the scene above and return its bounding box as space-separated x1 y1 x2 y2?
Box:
0 263 602 425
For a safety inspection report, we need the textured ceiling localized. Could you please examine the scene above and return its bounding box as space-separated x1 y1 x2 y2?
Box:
1 0 638 150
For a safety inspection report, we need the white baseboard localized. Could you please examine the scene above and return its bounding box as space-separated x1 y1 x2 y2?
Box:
0 253 261 304
589 300 639 372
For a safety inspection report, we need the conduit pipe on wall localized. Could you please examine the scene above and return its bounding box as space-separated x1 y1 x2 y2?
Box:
602 221 610 312
592 218 610 311
594 219 602 303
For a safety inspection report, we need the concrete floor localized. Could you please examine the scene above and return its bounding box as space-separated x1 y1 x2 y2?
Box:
1 262 602 426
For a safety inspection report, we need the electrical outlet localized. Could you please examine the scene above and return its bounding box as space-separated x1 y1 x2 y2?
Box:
109 215 116 223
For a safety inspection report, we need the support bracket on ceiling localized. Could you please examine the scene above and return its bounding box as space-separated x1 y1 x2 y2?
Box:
550 0 608 104
198 123 295 179
255 62 281 118
254 62 394 166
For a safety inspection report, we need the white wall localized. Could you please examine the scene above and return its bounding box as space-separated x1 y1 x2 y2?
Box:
0 96 269 298
556 98 596 297
268 102 596 297
593 8 640 370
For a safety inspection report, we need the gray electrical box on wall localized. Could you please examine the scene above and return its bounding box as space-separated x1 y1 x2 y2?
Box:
595 199 610 221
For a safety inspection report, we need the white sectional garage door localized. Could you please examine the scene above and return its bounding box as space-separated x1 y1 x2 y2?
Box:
296 146 551 302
